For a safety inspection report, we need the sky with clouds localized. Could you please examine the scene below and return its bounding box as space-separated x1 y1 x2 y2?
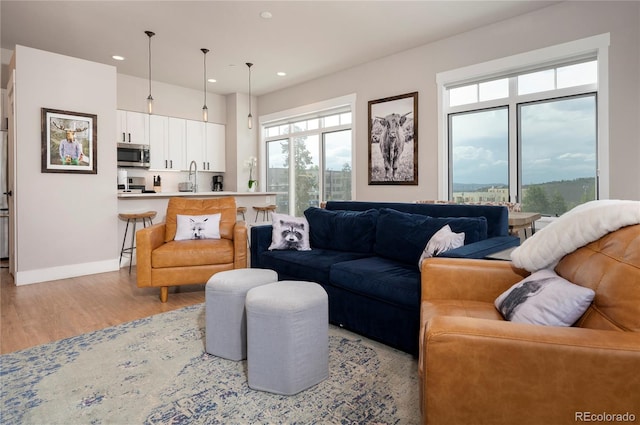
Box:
451 94 596 186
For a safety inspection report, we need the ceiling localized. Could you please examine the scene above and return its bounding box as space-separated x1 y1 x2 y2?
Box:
1 1 558 96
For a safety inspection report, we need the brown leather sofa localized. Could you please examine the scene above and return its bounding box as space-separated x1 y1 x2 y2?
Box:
419 224 640 425
136 196 247 302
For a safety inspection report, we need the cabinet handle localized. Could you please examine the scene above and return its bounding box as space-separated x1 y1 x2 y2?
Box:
170 160 173 169
122 132 125 142
128 133 131 143
165 159 168 169
207 162 210 170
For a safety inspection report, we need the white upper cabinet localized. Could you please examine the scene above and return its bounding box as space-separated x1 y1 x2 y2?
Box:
149 115 186 170
205 122 226 172
185 120 225 172
117 110 149 145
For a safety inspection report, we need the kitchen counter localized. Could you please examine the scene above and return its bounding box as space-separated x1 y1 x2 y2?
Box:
118 191 276 199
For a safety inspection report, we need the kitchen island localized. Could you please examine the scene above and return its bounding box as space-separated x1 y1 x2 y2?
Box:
117 191 278 268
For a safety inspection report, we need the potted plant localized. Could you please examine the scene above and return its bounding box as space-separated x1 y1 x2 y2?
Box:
245 156 258 192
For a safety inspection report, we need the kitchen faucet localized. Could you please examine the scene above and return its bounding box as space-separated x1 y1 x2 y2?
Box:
188 160 198 192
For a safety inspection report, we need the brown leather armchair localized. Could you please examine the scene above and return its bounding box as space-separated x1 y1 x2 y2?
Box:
136 196 247 302
419 224 640 425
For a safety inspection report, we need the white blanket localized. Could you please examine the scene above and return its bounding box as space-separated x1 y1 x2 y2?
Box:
511 200 640 272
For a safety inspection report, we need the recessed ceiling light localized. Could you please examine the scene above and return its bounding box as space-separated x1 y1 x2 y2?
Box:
208 78 217 83
112 55 125 61
260 11 272 19
277 71 287 77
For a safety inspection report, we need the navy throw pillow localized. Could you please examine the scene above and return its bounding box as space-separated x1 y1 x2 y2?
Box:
374 208 488 265
304 207 379 253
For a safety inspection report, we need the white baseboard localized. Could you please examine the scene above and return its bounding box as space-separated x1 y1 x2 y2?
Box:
14 259 120 286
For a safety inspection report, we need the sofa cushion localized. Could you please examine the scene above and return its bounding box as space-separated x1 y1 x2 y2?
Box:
259 249 372 285
374 208 488 265
330 257 421 309
152 239 234 268
304 207 379 253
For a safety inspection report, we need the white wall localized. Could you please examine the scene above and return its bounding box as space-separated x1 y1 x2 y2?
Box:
226 92 257 193
258 1 640 202
13 45 118 284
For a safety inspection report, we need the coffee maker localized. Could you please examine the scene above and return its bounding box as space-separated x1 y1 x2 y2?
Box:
212 175 223 191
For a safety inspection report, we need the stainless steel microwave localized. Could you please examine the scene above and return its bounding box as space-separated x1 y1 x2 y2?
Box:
117 143 150 168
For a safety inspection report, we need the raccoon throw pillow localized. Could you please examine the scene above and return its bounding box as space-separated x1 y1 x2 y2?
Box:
268 213 311 251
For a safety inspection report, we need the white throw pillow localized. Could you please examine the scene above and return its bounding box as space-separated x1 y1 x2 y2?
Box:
418 224 465 268
174 213 221 241
268 212 311 251
494 269 595 326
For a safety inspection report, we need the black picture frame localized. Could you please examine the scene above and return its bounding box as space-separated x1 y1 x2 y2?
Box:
368 91 418 185
41 108 97 174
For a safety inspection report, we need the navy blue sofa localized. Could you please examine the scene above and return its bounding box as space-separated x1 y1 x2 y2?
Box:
250 201 519 355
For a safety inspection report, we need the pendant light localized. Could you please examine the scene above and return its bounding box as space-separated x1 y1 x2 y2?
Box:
246 62 253 129
144 30 155 114
201 49 209 122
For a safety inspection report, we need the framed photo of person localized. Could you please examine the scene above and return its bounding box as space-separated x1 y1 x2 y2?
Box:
41 108 98 174
368 92 418 185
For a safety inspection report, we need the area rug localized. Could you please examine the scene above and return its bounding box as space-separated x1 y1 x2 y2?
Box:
1 304 420 424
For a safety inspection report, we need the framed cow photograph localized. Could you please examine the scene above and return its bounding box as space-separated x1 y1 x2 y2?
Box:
41 108 98 174
368 92 418 185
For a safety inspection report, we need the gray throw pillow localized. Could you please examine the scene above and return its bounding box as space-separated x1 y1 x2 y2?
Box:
268 213 311 251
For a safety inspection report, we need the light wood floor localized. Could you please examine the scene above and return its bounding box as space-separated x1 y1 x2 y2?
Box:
0 261 205 354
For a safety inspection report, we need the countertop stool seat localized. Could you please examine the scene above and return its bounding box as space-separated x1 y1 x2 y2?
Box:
205 268 278 361
252 205 277 222
236 206 247 221
118 211 156 274
246 280 329 395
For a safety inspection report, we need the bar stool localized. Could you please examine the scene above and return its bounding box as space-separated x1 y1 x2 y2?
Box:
253 205 277 222
119 211 157 273
237 206 247 221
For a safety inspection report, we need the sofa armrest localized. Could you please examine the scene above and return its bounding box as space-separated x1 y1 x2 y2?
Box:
421 257 529 303
438 235 520 259
250 224 273 268
422 316 640 425
234 221 248 268
136 223 166 287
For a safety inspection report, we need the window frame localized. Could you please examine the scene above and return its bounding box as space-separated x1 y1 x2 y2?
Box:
436 34 610 203
260 94 356 215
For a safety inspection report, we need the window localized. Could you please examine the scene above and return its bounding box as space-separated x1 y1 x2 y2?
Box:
438 34 609 216
263 100 354 216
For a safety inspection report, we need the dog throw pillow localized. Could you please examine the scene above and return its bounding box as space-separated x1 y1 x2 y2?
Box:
174 213 221 241
268 212 311 251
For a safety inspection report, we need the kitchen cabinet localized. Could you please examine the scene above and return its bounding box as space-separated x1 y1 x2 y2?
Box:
185 120 225 172
117 110 149 145
149 115 186 170
205 122 226 172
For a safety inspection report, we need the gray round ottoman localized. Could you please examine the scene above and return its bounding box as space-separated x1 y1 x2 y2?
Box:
245 280 329 395
205 268 278 361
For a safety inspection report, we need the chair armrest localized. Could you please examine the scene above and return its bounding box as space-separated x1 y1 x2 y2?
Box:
234 221 248 268
136 223 166 287
421 257 529 303
422 316 640 425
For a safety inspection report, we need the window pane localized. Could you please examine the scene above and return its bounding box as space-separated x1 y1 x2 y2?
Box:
292 135 319 216
292 120 307 132
518 69 555 95
557 60 597 89
449 84 477 107
479 78 508 101
340 112 352 125
519 95 597 216
279 124 290 135
323 130 352 201
450 108 509 203
266 139 289 213
265 126 279 138
307 118 319 130
323 115 339 127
